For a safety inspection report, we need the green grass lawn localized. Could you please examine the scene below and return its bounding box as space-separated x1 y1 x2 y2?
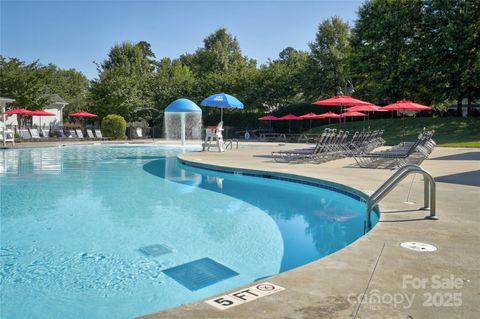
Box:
306 116 480 147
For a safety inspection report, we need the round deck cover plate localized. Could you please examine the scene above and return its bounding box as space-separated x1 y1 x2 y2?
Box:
401 242 437 252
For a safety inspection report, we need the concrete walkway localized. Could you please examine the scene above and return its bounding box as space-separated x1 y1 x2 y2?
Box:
141 145 479 319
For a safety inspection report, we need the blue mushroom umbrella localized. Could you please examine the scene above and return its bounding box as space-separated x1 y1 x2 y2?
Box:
200 93 244 122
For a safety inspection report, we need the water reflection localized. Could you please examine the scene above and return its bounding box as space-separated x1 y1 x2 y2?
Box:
143 158 370 272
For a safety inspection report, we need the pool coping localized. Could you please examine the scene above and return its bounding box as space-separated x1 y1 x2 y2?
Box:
139 146 479 319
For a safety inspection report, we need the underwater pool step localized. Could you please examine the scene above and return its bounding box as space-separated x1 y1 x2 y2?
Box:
163 257 239 291
138 244 172 257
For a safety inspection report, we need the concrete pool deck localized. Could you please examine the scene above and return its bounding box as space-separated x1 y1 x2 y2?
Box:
140 144 479 319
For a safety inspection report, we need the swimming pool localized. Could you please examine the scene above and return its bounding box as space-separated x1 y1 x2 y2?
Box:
0 145 378 318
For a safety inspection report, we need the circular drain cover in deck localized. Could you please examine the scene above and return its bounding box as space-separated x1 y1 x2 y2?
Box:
401 242 437 252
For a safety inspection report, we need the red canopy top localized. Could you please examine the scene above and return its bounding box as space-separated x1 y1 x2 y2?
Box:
1 108 32 115
345 104 385 112
312 95 372 107
28 110 55 116
69 111 98 118
314 112 341 119
341 111 367 118
279 114 301 120
299 112 319 119
382 100 432 111
258 115 281 121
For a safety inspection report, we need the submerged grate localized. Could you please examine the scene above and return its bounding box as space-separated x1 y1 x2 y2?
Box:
139 244 172 257
163 257 239 291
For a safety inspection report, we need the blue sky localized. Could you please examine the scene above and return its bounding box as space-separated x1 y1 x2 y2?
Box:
1 0 362 79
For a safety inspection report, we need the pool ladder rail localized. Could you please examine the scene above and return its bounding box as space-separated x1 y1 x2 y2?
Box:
365 164 438 232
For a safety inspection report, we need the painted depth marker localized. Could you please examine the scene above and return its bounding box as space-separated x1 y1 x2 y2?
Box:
205 282 286 310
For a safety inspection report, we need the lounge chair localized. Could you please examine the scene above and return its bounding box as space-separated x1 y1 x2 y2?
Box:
41 129 50 138
64 129 77 139
75 128 84 139
94 129 110 140
86 129 95 139
353 131 434 169
29 128 41 139
135 127 143 138
54 129 65 139
19 129 31 140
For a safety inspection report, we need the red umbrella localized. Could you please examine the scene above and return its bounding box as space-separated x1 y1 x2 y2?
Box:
258 115 280 120
341 111 367 118
312 95 372 107
28 110 55 129
279 114 301 133
345 104 383 112
1 108 33 115
314 112 341 119
1 108 33 128
382 100 432 111
259 115 280 129
69 111 97 118
69 112 98 132
300 112 320 129
382 100 432 141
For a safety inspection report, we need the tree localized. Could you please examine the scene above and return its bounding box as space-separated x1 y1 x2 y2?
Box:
90 41 155 121
420 0 480 114
308 17 351 99
350 0 424 105
40 64 90 115
256 48 309 112
0 56 50 109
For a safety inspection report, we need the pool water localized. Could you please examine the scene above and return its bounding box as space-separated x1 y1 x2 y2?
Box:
0 145 377 318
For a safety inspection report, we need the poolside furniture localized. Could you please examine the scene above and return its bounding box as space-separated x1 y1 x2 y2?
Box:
64 129 77 139
203 122 225 152
94 129 112 140
0 128 15 145
86 129 95 139
41 129 50 138
353 131 435 169
136 128 143 138
54 129 65 139
19 129 31 140
29 128 41 139
75 128 84 139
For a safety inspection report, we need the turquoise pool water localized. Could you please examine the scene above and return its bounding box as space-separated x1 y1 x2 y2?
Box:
0 145 377 318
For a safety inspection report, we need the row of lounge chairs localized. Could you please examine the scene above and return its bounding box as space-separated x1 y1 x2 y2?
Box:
271 128 435 169
272 128 385 163
17 128 108 141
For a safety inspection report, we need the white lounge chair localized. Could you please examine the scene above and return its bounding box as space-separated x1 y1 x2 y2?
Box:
136 127 143 138
29 128 40 139
86 129 95 139
41 129 50 138
19 129 31 140
75 128 84 139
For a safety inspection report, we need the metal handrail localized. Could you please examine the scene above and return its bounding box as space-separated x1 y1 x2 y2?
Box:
365 164 437 232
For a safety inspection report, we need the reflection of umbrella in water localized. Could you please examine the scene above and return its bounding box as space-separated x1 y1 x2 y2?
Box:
381 100 432 142
278 114 301 133
201 93 244 122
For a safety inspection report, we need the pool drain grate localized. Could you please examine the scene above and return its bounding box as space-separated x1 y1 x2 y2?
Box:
138 244 172 257
163 257 239 291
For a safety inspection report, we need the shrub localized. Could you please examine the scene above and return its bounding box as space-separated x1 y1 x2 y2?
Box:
101 114 126 139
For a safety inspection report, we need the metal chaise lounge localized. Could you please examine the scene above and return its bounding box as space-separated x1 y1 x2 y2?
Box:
352 134 432 169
